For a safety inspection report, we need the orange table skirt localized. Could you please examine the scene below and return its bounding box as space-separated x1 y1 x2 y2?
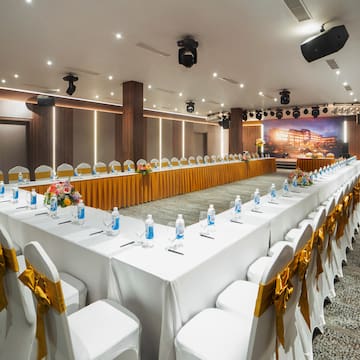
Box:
296 158 335 172
22 159 276 210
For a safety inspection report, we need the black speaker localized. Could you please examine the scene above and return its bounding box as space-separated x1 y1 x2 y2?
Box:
37 95 55 106
356 113 360 125
301 25 349 62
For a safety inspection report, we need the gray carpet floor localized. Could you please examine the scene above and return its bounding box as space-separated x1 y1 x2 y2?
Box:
120 170 360 359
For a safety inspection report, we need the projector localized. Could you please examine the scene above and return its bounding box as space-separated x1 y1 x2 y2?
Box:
301 25 349 62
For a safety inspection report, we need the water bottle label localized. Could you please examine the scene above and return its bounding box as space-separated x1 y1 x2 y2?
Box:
13 189 19 200
235 201 241 213
146 225 154 240
284 183 289 192
78 206 85 220
271 189 276 198
176 224 184 239
112 217 120 231
207 214 215 226
292 178 297 187
0 185 4 195
254 195 260 205
31 194 37 205
50 199 57 212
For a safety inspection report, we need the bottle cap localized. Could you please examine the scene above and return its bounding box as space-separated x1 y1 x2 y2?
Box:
113 207 118 211
209 204 214 208
147 214 152 219
177 214 183 218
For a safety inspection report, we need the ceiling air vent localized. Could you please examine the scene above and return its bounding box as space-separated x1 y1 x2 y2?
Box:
326 59 339 69
219 77 238 85
283 0 311 22
155 88 176 94
344 85 352 91
64 66 100 76
136 42 171 57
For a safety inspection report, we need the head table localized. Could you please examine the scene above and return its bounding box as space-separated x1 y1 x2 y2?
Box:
0 158 358 360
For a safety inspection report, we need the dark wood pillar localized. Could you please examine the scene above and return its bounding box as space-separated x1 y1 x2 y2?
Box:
229 108 244 154
116 81 144 162
55 107 74 166
172 121 183 158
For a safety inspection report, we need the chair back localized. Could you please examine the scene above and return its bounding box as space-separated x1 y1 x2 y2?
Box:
180 157 188 166
324 197 335 216
229 154 234 161
326 153 335 159
234 154 239 160
223 154 229 161
216 155 223 162
171 157 180 167
108 160 122 173
56 163 74 178
247 244 294 360
238 153 243 160
210 155 217 163
94 161 108 174
0 226 35 358
35 165 53 180
8 166 30 183
0 170 4 182
188 156 196 165
203 155 210 164
312 207 327 233
123 160 135 172
196 155 203 164
76 162 91 175
161 158 170 168
136 159 147 166
150 158 159 169
22 241 75 360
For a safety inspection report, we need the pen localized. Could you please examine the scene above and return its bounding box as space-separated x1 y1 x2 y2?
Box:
167 248 184 255
89 230 104 236
120 241 135 248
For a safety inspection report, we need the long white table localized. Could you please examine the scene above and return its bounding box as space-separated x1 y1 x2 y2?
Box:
0 159 358 360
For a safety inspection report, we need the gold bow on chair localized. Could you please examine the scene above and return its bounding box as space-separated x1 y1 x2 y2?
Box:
324 212 337 260
335 203 344 242
353 185 360 206
312 227 325 288
0 245 19 311
19 261 66 360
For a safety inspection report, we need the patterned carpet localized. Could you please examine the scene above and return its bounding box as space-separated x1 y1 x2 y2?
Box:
120 170 360 359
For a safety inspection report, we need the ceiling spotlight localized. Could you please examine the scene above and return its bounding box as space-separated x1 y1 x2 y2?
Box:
46 60 53 66
336 70 340 75
115 33 122 39
258 91 264 96
270 111 275 117
212 72 218 78
186 100 195 113
242 111 248 121
275 109 283 119
63 74 78 96
240 83 244 88
108 75 113 80
220 103 224 107
179 92 183 97
14 74 19 79
148 84 152 89
1 79 6 84
293 106 301 119
279 89 290 105
256 110 262 120
201 98 206 102
274 98 278 102
312 106 320 118
177 37 198 68
303 108 309 115
322 107 328 114
110 92 114 96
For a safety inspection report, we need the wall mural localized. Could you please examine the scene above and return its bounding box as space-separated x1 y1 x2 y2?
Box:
263 117 346 158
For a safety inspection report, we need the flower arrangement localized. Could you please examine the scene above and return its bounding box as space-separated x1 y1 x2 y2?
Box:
43 180 82 207
136 163 152 175
288 168 313 186
255 138 265 147
242 152 251 162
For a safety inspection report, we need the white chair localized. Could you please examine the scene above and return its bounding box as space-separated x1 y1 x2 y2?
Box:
216 155 223 162
136 159 147 167
108 160 122 173
180 157 188 166
171 157 180 167
34 164 53 180
203 155 210 164
229 154 235 161
123 159 135 172
8 166 30 183
76 162 92 176
161 157 170 168
223 154 229 161
0 170 3 182
150 158 159 169
234 154 239 161
175 244 294 360
57 163 74 178
94 161 108 174
210 155 217 163
20 241 141 360
188 156 196 165
196 155 204 164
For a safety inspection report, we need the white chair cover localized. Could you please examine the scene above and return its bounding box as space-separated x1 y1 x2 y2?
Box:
34 164 53 180
123 160 135 172
203 155 210 164
196 155 204 164
108 160 122 173
161 157 170 168
57 163 74 178
180 157 188 166
8 166 30 183
150 158 159 169
171 157 180 166
136 159 147 166
188 156 196 165
76 162 92 175
94 161 108 174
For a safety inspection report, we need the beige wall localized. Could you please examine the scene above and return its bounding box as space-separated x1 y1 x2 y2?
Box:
0 99 32 119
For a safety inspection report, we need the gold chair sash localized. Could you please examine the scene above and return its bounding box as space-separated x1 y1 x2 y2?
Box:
35 171 51 180
0 245 19 311
312 228 324 288
8 172 30 181
19 261 66 360
353 185 360 206
324 211 337 260
335 203 344 241
96 166 107 173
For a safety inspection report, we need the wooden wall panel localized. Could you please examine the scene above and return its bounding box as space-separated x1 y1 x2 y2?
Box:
242 125 261 153
348 118 360 158
229 108 243 154
56 107 74 166
172 121 182 158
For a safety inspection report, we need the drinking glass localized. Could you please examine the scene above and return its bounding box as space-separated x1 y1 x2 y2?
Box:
229 201 235 219
199 211 208 233
103 212 113 235
166 221 177 249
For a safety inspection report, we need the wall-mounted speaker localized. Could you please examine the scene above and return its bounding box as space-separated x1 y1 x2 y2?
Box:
37 95 55 107
356 113 360 125
301 25 349 62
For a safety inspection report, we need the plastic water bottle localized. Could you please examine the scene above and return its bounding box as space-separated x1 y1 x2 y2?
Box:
269 183 277 202
18 172 23 183
144 214 154 247
234 195 242 219
77 200 85 225
175 214 185 245
127 164 131 172
319 167 323 176
207 204 216 232
283 179 289 196
74 168 78 176
92 165 97 176
12 186 19 203
49 194 58 217
0 181 5 197
51 170 56 180
111 165 115 174
111 207 120 235
292 176 298 189
30 189 37 209
253 188 261 210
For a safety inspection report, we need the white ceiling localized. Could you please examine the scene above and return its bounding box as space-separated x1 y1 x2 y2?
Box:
0 0 359 117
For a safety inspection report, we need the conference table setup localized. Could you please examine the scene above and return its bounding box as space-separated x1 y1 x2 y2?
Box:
0 157 358 359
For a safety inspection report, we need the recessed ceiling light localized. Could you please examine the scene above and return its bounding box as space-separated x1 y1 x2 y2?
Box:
148 84 152 89
258 91 264 96
343 82 348 86
108 75 113 80
274 98 278 102
55 89 60 92
220 103 224 107
143 98 147 102
115 33 122 39
46 60 53 66
350 92 354 96
153 104 156 108
14 74 19 79
212 72 218 78
239 83 244 88
1 79 6 84
110 92 114 96
354 98 358 102
95 95 99 99
336 70 340 75
25 0 32 3
174 107 178 111
196 111 199 115
201 98 205 102
179 92 183 97
208 110 212 114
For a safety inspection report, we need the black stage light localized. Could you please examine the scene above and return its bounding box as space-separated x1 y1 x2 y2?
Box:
285 110 291 116
303 108 309 115
270 111 275 117
323 107 328 114
186 100 195 113
63 74 78 96
249 112 254 118
276 109 283 119
263 111 268 117
256 110 262 120
312 106 320 118
242 111 248 121
279 89 290 105
177 37 198 68
293 107 300 119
